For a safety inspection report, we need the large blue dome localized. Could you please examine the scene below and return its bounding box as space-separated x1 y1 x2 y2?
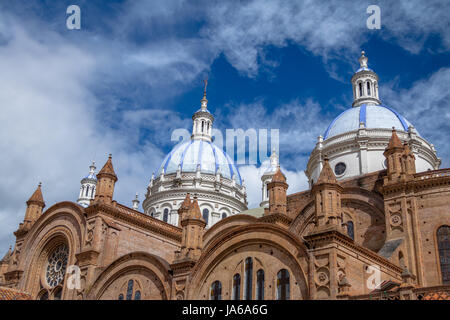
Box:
324 104 417 139
156 140 242 185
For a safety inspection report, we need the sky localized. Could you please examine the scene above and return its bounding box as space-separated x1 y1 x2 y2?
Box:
0 0 449 255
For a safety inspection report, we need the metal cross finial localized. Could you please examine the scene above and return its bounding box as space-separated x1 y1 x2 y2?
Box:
203 78 208 97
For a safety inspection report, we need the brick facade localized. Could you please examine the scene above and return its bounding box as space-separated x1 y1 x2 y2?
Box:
1 131 449 300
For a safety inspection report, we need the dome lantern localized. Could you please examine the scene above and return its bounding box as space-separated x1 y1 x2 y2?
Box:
351 51 381 107
191 79 214 142
77 161 97 208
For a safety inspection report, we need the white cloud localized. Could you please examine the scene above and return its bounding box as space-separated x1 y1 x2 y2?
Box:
239 162 309 209
0 14 168 254
382 67 450 167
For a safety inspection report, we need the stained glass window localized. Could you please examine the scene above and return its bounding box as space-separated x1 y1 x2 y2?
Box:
256 269 265 300
118 294 124 300
126 280 134 300
233 274 241 300
202 209 209 225
53 287 62 300
40 291 49 300
244 258 253 300
163 209 169 222
437 226 450 284
134 291 141 300
347 221 354 240
277 269 290 300
46 244 68 288
210 281 222 300
222 212 227 219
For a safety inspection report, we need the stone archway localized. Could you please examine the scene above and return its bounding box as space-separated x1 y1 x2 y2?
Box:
87 252 172 300
188 224 309 300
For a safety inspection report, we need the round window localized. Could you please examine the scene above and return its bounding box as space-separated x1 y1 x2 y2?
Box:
46 244 68 288
334 162 346 176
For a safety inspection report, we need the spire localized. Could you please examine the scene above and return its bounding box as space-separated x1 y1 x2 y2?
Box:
89 161 96 176
386 128 403 150
27 182 45 207
358 50 368 68
191 80 214 142
272 166 286 183
201 78 208 110
187 197 202 220
132 193 140 210
94 154 118 204
270 149 279 168
97 154 117 181
351 51 381 107
180 193 191 210
316 157 338 184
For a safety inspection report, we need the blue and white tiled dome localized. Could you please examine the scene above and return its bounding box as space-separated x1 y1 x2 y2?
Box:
156 140 243 185
323 104 417 140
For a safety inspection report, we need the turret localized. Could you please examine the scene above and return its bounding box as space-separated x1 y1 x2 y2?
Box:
15 183 45 235
25 183 45 224
93 154 117 205
383 129 405 184
311 157 344 232
267 166 288 216
175 195 206 262
77 161 97 207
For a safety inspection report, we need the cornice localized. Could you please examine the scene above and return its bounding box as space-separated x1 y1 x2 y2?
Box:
85 202 182 242
305 229 403 274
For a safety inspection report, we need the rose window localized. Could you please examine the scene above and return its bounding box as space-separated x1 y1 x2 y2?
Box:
46 244 68 288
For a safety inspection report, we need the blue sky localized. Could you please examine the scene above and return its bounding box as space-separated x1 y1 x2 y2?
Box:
0 0 449 254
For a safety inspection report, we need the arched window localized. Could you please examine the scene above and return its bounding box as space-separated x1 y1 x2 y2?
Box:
118 294 124 300
399 251 405 269
347 221 354 240
244 257 253 300
202 209 209 225
126 280 134 300
91 186 95 198
207 122 210 133
210 281 222 300
359 82 363 97
256 269 265 300
134 291 141 300
277 269 290 300
233 274 241 300
201 121 204 133
437 226 450 284
39 291 49 300
222 212 227 219
85 185 90 197
163 209 169 222
367 81 371 96
53 287 62 300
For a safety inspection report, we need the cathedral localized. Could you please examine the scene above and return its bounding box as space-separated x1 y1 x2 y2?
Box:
0 52 449 300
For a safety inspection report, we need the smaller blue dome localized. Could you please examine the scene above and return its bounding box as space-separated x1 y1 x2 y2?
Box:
84 173 97 180
324 104 417 139
355 66 373 72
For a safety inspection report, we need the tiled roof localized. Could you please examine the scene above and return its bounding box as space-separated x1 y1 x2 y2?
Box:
0 287 32 300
